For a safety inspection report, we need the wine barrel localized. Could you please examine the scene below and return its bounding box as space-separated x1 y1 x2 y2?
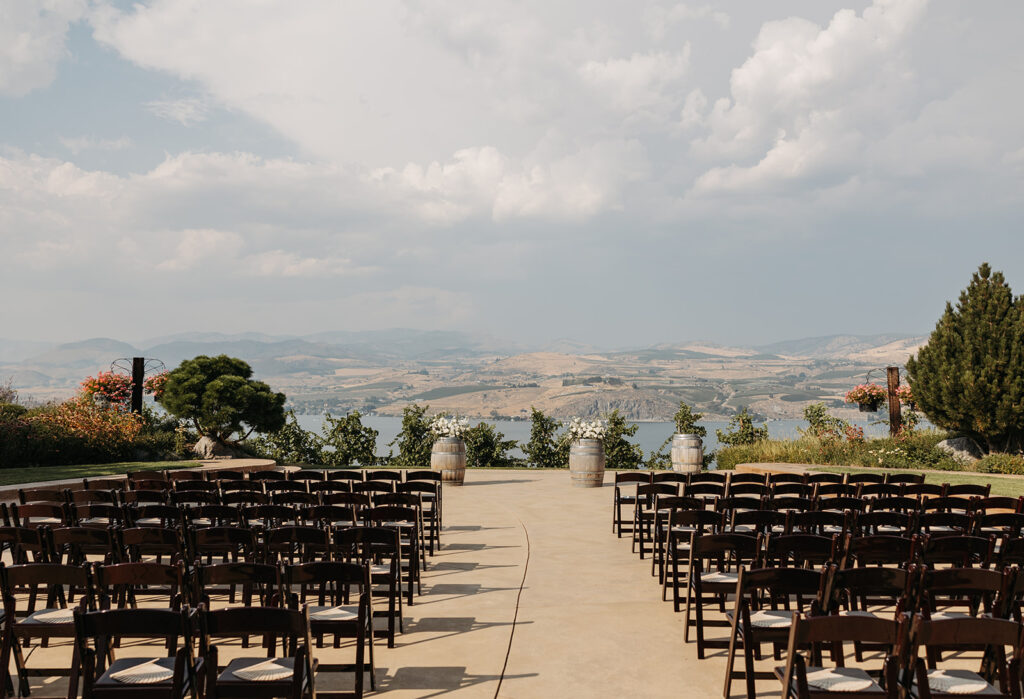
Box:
671 433 703 474
569 439 605 488
431 437 466 486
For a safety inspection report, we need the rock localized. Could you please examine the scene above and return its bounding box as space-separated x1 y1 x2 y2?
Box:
936 437 984 464
192 436 242 459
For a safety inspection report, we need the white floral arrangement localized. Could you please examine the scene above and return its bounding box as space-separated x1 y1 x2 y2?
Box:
430 414 470 439
566 417 607 442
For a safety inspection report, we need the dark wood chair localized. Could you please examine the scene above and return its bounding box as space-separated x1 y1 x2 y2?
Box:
290 470 326 485
904 615 1022 698
265 481 307 495
70 489 118 506
886 473 925 486
51 526 122 566
221 490 269 506
664 509 723 611
310 481 352 496
689 471 728 485
724 566 825 699
729 473 767 486
842 534 919 568
73 607 201 699
72 503 125 529
264 526 332 564
364 470 402 483
806 473 845 485
868 496 921 514
768 473 807 486
271 492 318 507
612 471 651 537
360 505 422 600
301 505 357 529
93 561 186 611
920 535 994 568
283 562 375 698
860 483 903 499
945 483 991 498
397 481 441 554
764 534 838 569
128 504 182 528
333 527 403 647
353 481 394 497
847 473 887 486
120 527 187 564
0 562 94 698
856 511 916 537
185 505 241 529
0 526 49 565
815 483 862 499
684 532 760 658
11 502 69 529
250 470 288 482
18 489 68 506
199 605 316 699
789 510 849 538
171 490 220 507
632 483 678 556
194 561 282 611
774 613 901 698
192 526 258 564
326 471 364 483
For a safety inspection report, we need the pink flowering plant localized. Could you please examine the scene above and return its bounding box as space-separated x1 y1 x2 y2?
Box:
897 384 915 408
80 371 134 409
844 383 887 409
143 372 168 400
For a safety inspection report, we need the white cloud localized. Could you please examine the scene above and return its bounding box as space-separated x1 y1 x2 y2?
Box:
691 0 930 194
579 48 691 116
157 229 244 271
0 0 86 96
646 3 730 41
59 135 133 155
145 97 209 126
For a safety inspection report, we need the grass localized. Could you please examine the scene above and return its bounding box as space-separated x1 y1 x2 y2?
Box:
813 465 1024 498
0 461 201 487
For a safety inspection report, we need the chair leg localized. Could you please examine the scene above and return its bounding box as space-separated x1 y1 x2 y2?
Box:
723 616 739 698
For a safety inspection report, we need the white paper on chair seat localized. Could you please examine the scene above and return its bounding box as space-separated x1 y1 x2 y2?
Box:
930 611 970 621
748 610 792 628
27 608 74 624
233 659 293 682
926 670 996 694
136 517 162 525
804 667 877 692
838 610 877 618
701 571 738 584
110 659 174 684
309 605 358 621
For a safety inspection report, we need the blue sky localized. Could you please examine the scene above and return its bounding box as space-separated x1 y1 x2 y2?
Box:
2 0 1022 348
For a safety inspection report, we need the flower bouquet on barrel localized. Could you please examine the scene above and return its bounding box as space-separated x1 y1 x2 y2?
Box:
429 414 470 485
566 418 607 488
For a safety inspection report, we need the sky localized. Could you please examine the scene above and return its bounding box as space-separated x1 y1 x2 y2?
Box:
1 0 1023 349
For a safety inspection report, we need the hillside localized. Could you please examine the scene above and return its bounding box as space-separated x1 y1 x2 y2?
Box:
0 330 925 420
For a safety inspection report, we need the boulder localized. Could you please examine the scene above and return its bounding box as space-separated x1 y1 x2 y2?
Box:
192 436 243 459
936 436 984 464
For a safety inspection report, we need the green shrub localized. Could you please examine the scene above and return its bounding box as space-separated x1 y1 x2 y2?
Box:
321 410 379 466
716 408 769 446
977 452 1024 475
387 404 433 468
248 410 323 464
525 407 562 468
464 422 519 467
603 410 644 470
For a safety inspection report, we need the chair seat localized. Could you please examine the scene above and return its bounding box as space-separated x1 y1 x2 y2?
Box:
929 611 971 622
101 657 176 685
921 669 1000 695
838 610 878 619
22 608 75 625
803 666 880 692
701 571 738 584
876 524 903 533
219 656 315 684
308 605 359 621
748 610 793 629
370 564 393 575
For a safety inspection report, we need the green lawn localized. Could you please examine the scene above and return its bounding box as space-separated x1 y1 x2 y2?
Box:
0 461 201 487
813 466 1024 498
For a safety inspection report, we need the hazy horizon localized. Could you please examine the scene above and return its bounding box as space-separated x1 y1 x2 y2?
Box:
2 1 1022 347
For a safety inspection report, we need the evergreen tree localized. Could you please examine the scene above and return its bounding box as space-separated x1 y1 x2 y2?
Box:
158 354 286 443
906 263 1024 453
603 409 644 470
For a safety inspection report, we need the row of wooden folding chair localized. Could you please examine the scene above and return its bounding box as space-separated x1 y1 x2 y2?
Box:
0 560 376 699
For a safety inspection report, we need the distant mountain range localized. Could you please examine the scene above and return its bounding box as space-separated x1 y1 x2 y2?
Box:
0 329 927 418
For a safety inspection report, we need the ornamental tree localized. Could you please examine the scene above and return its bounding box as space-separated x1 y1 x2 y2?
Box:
905 263 1024 453
157 355 286 443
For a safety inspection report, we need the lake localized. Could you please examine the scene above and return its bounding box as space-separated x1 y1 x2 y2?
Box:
294 413 896 465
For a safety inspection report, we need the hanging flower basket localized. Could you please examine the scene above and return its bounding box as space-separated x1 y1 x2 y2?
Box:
845 384 887 413
897 385 916 411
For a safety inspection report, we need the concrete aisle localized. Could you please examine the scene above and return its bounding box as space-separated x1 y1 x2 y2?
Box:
387 469 723 699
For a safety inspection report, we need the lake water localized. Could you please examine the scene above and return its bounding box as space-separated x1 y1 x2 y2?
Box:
294 414 895 465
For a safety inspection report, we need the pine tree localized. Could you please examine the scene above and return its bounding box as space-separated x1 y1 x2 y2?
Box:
905 263 1024 453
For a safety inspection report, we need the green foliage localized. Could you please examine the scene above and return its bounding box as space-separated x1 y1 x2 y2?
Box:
248 410 322 464
321 410 378 466
906 263 1024 453
387 404 434 468
0 378 17 404
800 403 850 440
463 422 519 467
975 452 1024 475
714 429 959 472
603 409 644 470
525 407 563 468
672 401 706 437
716 408 769 446
158 355 286 443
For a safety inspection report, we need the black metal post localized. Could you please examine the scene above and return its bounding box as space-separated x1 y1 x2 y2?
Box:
131 357 145 414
